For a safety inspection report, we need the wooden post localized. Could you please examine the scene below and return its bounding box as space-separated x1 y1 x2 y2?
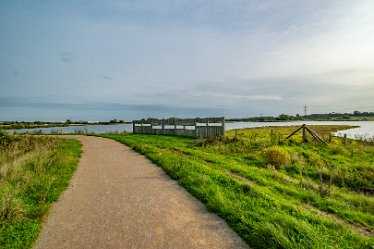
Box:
221 117 225 138
132 121 135 134
151 120 153 134
305 126 327 144
194 118 198 138
329 133 332 142
302 124 307 142
285 125 303 140
206 118 209 138
343 134 348 146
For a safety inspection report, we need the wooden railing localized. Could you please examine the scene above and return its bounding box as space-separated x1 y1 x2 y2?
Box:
133 117 225 138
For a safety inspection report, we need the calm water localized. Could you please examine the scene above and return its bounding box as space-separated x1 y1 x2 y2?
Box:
4 124 134 135
5 121 374 140
226 121 374 140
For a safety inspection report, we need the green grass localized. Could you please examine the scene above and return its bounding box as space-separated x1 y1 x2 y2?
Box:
101 125 374 249
0 134 81 249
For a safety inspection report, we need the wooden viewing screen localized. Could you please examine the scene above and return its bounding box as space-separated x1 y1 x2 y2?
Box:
133 117 225 138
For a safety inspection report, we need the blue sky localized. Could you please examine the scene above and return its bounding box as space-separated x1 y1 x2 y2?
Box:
1 0 374 121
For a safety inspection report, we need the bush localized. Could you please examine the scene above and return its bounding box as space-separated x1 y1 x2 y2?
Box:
265 146 291 168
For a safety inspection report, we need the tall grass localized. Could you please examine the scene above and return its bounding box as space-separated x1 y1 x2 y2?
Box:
0 134 81 249
101 125 374 249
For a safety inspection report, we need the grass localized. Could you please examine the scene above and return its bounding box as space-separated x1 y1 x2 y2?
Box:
0 123 70 130
0 134 81 249
101 125 374 249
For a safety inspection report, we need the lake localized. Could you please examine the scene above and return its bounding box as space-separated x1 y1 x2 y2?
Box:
226 121 374 140
4 121 374 140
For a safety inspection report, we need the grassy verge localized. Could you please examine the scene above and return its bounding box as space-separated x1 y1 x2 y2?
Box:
0 134 81 249
0 123 70 130
100 125 373 249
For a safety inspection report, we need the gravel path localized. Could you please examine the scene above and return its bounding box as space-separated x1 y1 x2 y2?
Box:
33 135 249 249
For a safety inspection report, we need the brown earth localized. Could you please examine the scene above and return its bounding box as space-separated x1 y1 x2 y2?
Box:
33 135 249 249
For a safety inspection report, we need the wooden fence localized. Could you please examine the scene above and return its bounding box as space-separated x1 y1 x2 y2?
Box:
133 117 225 138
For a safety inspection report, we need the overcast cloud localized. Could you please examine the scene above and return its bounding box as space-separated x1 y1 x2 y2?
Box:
0 0 373 121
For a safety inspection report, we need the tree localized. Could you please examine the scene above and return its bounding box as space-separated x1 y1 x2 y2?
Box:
278 114 290 120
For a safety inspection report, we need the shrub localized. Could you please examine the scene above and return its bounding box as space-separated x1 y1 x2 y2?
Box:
264 146 291 169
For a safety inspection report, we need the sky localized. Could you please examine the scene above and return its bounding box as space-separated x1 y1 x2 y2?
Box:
1 0 374 121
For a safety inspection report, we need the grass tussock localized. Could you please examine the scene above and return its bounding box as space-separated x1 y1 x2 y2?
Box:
0 134 81 249
101 125 374 249
265 146 292 168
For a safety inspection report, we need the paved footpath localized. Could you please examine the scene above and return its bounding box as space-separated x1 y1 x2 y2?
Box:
33 136 249 249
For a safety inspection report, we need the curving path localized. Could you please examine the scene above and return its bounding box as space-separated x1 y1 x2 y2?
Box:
33 135 249 249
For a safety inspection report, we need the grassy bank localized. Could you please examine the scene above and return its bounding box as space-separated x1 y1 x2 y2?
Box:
0 123 70 130
101 125 374 249
0 134 81 249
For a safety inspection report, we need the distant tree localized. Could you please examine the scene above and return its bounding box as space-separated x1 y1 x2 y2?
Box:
66 119 71 124
278 114 290 120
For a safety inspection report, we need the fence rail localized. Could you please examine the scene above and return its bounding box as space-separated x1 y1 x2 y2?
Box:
133 117 225 138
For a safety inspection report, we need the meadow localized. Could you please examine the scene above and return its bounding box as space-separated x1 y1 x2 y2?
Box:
101 125 374 249
0 134 81 249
